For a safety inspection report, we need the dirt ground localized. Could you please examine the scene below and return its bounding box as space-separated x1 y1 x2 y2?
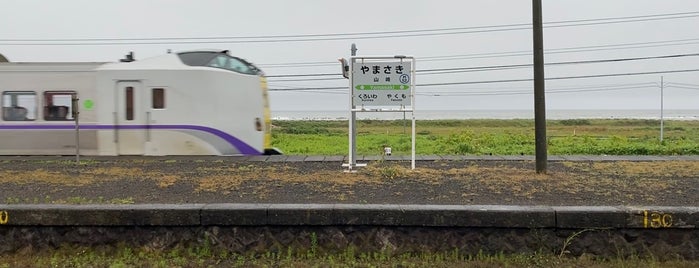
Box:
0 156 697 206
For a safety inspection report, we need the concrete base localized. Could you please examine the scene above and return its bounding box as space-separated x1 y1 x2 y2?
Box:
0 204 697 258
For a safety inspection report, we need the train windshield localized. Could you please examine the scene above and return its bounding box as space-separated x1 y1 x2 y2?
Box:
178 51 262 75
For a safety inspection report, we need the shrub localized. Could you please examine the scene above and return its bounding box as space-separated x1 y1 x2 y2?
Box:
559 119 591 126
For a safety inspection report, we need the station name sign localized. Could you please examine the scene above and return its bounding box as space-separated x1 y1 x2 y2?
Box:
352 61 412 107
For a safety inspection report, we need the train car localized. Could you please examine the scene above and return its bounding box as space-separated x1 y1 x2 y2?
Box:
0 50 279 156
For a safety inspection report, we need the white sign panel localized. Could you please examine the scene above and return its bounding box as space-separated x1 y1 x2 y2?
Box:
352 61 412 107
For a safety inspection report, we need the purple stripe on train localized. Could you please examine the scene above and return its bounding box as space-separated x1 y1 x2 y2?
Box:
0 124 260 155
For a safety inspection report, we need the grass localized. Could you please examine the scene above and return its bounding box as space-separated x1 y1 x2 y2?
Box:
3 196 135 205
271 119 699 155
0 119 696 265
1 243 697 267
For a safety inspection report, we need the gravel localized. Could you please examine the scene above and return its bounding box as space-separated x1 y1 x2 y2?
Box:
0 157 697 206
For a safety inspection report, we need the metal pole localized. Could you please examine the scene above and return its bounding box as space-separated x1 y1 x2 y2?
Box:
72 96 80 164
411 58 416 170
660 76 664 143
349 44 357 170
533 0 547 174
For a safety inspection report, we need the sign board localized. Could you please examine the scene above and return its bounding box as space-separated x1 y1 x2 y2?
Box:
345 55 416 171
352 61 412 107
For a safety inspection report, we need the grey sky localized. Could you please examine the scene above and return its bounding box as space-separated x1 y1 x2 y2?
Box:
2 0 699 111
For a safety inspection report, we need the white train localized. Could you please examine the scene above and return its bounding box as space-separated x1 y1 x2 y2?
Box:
0 50 280 155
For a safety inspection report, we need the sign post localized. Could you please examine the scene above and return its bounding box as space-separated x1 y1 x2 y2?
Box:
343 55 416 171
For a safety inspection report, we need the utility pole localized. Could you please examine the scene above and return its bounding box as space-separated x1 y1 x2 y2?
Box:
660 76 664 143
533 0 547 174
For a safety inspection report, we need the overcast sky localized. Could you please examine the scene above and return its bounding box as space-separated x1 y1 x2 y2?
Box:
2 0 699 111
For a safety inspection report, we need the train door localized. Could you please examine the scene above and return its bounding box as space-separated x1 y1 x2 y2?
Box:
115 81 146 155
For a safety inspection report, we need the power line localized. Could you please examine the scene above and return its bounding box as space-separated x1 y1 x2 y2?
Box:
423 82 658 94
259 37 699 68
422 52 699 73
425 38 699 61
266 52 699 80
666 82 699 87
268 68 699 91
271 77 345 82
3 11 699 45
421 68 699 87
417 85 659 96
269 82 663 96
270 81 698 96
266 73 338 78
7 11 699 42
666 84 699 90
270 86 346 91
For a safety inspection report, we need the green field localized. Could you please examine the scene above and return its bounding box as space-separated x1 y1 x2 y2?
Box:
271 119 699 155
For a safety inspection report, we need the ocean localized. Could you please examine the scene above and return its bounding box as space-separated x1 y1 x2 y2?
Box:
271 109 699 121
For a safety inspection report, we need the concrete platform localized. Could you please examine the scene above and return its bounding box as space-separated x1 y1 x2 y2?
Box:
1 204 696 229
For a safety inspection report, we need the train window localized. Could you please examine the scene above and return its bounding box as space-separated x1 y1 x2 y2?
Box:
2 91 36 121
208 55 228 68
226 57 254 74
152 88 165 109
178 51 218 66
43 91 76 121
177 51 262 75
126 87 134 120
